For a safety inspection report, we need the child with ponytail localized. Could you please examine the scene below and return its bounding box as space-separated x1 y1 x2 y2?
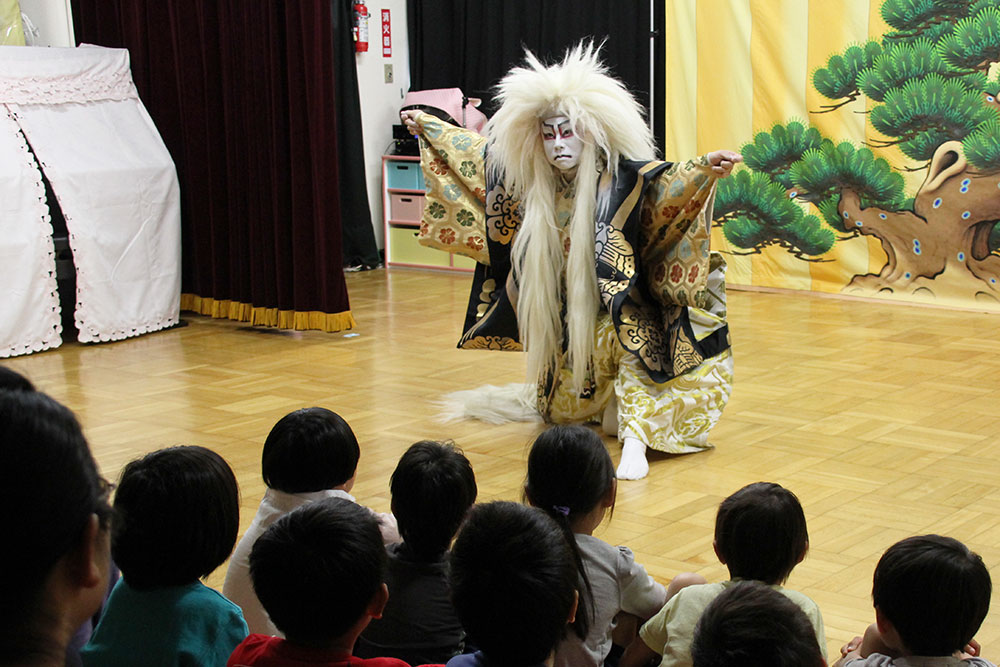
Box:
525 425 669 667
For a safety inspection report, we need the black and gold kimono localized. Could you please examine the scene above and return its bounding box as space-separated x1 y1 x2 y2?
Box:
414 115 733 454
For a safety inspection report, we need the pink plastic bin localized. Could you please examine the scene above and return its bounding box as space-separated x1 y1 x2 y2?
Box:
389 193 425 222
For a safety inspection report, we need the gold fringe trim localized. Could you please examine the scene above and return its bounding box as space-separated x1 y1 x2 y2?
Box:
180 294 356 333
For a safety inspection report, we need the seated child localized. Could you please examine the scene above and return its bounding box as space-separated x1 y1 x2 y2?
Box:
82 445 248 666
620 482 826 667
835 534 993 667
1 388 113 666
357 440 478 664
223 407 399 635
447 501 581 667
524 425 668 667
227 497 409 666
0 370 121 667
690 580 825 667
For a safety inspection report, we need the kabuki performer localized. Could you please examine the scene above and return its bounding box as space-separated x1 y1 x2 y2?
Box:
401 43 739 479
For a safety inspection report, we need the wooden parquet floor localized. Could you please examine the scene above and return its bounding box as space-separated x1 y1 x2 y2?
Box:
6 268 1000 659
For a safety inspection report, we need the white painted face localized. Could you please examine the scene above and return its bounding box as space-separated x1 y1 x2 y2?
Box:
541 116 584 172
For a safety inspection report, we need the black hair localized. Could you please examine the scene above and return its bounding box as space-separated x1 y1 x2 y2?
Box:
249 497 386 645
714 482 808 584
524 424 614 639
450 501 579 667
261 407 360 493
691 580 824 667
872 534 991 656
112 445 239 590
0 390 111 657
390 440 477 560
0 366 35 391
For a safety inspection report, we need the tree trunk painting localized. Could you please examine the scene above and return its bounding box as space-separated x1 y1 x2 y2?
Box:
841 141 1000 302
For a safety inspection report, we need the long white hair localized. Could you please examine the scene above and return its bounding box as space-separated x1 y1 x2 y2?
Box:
486 41 656 391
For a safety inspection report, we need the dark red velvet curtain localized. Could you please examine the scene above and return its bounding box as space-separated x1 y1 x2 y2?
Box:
71 0 358 330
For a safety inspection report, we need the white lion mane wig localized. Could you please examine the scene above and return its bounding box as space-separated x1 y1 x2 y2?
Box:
486 41 656 391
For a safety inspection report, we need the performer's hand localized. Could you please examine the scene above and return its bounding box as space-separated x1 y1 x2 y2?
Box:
400 110 423 137
707 150 742 177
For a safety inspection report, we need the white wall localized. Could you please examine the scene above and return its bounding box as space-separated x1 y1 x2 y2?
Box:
18 0 74 46
355 0 410 251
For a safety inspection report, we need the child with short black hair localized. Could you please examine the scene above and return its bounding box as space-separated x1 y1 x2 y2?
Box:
621 482 826 667
447 501 581 667
357 440 477 665
82 445 247 666
524 425 667 667
0 364 35 390
227 497 409 666
691 580 825 667
836 534 993 667
223 407 399 635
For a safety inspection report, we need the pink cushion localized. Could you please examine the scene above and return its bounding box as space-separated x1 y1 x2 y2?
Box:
402 88 487 134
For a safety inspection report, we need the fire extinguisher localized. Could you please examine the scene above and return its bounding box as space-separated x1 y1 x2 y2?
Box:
353 0 369 53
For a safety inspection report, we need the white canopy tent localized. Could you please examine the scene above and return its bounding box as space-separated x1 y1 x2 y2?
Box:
0 44 180 357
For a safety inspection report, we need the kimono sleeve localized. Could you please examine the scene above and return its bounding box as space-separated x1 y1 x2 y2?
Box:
639 158 719 309
414 114 489 264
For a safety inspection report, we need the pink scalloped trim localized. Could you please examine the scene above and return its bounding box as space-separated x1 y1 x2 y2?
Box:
74 313 179 344
0 72 137 105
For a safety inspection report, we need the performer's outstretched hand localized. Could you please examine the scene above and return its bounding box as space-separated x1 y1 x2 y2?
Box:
400 110 423 136
706 150 742 177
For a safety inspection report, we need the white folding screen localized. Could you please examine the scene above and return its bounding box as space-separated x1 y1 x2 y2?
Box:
0 45 180 356
0 108 59 356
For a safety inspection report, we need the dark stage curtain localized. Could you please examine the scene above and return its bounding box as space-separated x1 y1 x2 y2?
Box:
406 0 663 151
71 0 370 332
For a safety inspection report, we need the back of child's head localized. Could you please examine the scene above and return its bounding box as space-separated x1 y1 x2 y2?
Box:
524 424 614 522
1 388 112 652
0 365 35 391
691 580 824 667
872 534 991 656
249 497 386 645
390 440 477 559
112 445 239 590
261 407 359 493
450 501 580 667
714 482 808 584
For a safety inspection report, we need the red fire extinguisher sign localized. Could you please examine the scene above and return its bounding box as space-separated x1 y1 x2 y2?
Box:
382 9 391 57
353 0 369 53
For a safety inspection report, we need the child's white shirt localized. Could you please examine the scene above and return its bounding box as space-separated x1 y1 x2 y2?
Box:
222 487 399 636
639 580 825 667
554 534 667 667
